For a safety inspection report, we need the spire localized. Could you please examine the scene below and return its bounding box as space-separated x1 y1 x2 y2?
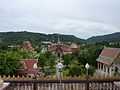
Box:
57 35 60 44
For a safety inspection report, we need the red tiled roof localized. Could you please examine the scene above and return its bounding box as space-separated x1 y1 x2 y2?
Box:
97 48 120 65
23 59 38 70
61 47 72 52
97 56 114 65
48 44 72 52
100 48 120 59
18 59 38 75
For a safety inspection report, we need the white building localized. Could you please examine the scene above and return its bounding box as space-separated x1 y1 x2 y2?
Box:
96 48 120 77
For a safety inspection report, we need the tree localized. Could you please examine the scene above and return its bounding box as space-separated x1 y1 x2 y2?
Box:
69 64 85 76
78 45 103 66
0 51 21 75
38 52 57 75
63 54 86 76
38 53 48 68
63 54 72 66
63 58 85 76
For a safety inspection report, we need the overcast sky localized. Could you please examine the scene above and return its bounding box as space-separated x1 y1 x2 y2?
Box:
0 0 120 39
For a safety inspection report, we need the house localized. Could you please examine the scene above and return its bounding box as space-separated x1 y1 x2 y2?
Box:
48 42 80 57
48 43 71 57
21 41 35 52
18 59 39 76
70 43 80 53
96 47 120 77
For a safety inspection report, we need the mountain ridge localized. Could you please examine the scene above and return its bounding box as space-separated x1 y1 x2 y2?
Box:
0 31 85 45
0 31 120 45
87 32 120 43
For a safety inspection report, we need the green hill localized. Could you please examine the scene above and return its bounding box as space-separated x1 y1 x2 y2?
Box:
87 32 120 43
0 31 85 46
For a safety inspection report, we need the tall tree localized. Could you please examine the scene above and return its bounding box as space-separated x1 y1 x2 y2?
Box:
0 51 21 75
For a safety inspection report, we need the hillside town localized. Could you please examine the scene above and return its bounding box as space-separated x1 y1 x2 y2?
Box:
0 0 120 89
0 34 120 89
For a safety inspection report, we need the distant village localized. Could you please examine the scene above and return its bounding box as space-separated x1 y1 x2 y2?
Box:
4 39 120 78
0 38 120 90
16 40 80 77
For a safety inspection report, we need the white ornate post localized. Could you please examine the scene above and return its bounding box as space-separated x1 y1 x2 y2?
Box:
56 62 63 80
85 63 90 77
85 63 90 90
56 62 64 90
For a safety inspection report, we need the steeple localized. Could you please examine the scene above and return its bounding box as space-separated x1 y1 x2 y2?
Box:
57 35 60 44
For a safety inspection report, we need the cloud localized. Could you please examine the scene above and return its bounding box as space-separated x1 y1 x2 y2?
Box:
0 0 120 39
39 17 119 39
0 17 119 39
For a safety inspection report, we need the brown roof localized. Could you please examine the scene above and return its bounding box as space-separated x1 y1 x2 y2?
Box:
18 59 38 75
100 48 120 58
23 59 38 70
97 48 120 66
48 44 72 53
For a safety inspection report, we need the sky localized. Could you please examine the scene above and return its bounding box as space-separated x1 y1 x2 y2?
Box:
0 0 120 39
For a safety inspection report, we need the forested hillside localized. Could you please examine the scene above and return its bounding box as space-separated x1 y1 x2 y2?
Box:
0 31 85 46
87 32 120 43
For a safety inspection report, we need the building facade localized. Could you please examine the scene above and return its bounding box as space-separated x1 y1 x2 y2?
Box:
21 41 35 52
18 59 39 77
96 48 120 77
48 43 79 58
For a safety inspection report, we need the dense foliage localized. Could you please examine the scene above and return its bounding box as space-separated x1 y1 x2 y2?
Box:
0 47 38 75
38 52 57 75
0 43 109 76
0 34 120 76
62 44 103 76
0 50 21 75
